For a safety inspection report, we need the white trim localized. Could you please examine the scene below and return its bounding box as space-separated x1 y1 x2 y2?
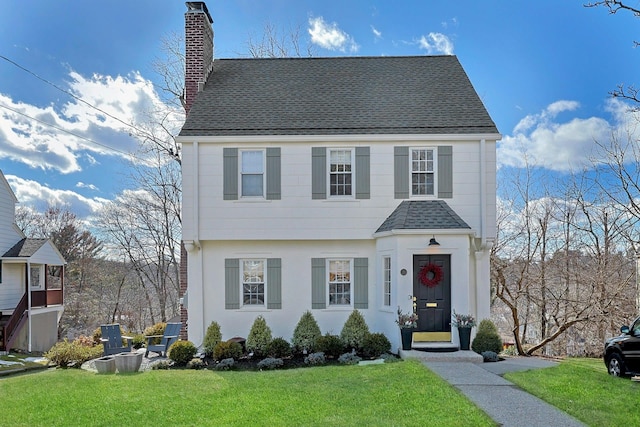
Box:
373 228 477 239
177 133 502 145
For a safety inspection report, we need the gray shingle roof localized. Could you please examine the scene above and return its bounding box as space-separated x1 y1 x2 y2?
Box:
2 238 48 258
376 200 471 233
179 55 499 137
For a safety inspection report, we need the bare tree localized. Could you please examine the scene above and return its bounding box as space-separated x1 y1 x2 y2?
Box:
585 1 640 104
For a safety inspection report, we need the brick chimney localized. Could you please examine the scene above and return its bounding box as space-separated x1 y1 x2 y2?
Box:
180 2 213 341
184 1 214 115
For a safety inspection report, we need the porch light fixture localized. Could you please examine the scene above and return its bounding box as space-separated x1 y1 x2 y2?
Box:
428 236 440 246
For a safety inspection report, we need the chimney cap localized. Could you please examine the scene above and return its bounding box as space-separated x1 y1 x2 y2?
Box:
185 2 213 24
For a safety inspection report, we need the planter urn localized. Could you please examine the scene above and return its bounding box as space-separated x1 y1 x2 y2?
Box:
94 356 116 374
115 352 143 373
458 327 472 351
400 328 414 350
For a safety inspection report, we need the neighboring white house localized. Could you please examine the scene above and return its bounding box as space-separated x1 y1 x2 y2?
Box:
0 170 66 353
177 2 500 351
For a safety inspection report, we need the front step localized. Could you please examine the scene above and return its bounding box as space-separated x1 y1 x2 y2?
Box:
400 348 483 363
412 341 459 353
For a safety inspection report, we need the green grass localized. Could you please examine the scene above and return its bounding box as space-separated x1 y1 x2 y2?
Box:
0 359 494 427
505 358 640 427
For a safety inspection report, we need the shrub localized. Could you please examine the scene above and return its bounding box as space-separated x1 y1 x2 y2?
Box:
257 357 284 370
267 337 292 358
132 334 145 350
143 322 167 345
471 319 503 355
187 358 206 370
340 310 370 351
482 351 500 362
214 358 235 371
45 339 103 368
74 335 95 347
168 340 197 366
304 352 326 366
292 311 322 354
152 361 171 370
203 321 223 357
314 334 345 358
380 353 400 363
214 340 243 361
361 333 391 358
338 351 362 365
246 316 272 358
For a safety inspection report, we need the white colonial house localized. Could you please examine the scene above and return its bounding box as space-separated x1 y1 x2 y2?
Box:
177 2 500 351
0 170 66 353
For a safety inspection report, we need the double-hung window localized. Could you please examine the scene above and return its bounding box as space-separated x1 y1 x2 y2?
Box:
241 150 264 198
329 149 353 197
242 260 265 306
329 260 351 305
411 148 435 196
383 257 391 307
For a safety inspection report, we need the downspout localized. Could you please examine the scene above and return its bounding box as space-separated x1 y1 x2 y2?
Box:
26 261 31 352
479 138 486 245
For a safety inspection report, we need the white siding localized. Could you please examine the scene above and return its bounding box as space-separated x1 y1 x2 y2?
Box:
182 138 497 242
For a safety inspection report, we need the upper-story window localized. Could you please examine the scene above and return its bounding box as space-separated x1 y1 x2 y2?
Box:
241 150 264 198
411 148 435 196
329 149 353 197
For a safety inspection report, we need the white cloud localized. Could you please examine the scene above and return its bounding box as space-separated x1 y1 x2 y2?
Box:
6 174 108 218
0 69 183 174
498 99 639 172
371 25 382 39
308 17 359 52
76 181 99 191
417 33 454 55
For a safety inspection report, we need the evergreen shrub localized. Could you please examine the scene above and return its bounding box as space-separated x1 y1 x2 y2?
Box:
246 316 273 357
471 319 503 355
267 337 292 358
203 321 223 357
361 333 391 358
168 340 198 366
292 311 322 354
314 333 345 358
340 310 370 351
214 340 243 361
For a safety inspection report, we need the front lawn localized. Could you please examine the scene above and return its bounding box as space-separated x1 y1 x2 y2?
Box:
0 359 494 426
0 353 48 373
505 358 640 427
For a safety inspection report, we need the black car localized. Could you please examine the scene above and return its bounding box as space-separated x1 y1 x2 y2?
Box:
604 316 640 377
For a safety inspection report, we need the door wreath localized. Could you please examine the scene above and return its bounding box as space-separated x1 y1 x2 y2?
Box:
418 263 443 288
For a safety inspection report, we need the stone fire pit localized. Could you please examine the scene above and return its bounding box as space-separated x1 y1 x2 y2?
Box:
114 352 143 373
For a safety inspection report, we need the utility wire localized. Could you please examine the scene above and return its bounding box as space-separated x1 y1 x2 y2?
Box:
0 102 133 157
0 54 178 148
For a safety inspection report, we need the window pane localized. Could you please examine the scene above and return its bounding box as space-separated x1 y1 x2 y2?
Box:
242 151 263 173
330 150 352 196
242 174 263 196
243 260 264 305
329 260 351 305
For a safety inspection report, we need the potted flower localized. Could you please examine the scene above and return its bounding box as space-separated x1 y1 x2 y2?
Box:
396 306 418 350
452 311 476 350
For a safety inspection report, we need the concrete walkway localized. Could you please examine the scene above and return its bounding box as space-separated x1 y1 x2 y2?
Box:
421 356 586 427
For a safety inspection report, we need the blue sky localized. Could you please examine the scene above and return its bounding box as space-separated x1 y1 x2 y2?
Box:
0 0 638 220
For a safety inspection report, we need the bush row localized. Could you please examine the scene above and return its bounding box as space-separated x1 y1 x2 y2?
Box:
206 310 392 367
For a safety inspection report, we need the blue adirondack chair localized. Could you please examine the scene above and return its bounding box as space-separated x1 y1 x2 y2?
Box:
100 324 133 356
145 322 181 357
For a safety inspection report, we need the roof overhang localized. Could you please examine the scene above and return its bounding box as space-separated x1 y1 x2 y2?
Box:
176 132 502 145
